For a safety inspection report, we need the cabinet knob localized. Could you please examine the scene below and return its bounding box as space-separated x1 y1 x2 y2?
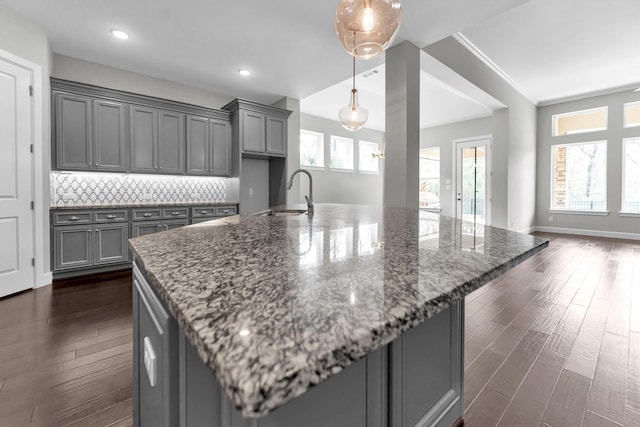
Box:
106 214 117 219
143 213 153 218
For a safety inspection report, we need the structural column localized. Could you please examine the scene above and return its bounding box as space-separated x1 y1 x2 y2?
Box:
384 41 421 208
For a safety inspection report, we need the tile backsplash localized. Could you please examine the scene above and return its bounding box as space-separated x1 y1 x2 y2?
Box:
51 172 228 208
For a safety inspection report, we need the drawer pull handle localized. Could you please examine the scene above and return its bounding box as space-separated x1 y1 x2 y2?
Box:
172 211 180 216
200 210 208 214
143 213 153 218
106 214 117 219
70 216 80 221
222 209 230 213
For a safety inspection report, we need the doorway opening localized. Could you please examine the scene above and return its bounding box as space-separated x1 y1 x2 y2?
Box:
455 136 491 226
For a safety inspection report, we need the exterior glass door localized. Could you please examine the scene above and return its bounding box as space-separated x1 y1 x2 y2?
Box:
456 138 491 225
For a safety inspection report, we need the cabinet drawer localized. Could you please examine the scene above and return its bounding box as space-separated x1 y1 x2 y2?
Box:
132 208 162 221
93 209 129 223
191 207 216 218
53 211 92 225
216 206 237 216
162 208 188 219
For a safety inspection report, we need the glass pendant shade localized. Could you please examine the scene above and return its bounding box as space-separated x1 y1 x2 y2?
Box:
339 89 368 131
336 0 403 59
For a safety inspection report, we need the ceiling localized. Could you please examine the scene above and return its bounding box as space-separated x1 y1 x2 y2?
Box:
1 0 637 129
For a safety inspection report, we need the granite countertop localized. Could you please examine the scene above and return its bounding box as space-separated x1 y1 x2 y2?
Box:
128 204 548 417
51 201 238 210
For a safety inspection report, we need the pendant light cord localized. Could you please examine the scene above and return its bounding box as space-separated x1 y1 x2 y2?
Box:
352 56 356 91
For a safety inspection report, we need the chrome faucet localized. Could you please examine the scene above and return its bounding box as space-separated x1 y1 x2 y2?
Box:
285 169 314 215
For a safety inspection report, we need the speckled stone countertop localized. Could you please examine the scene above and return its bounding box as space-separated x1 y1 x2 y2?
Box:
128 203 548 418
51 201 238 210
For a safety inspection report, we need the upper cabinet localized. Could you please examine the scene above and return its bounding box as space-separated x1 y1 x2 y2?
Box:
186 116 231 176
223 99 291 158
51 79 232 176
55 93 126 171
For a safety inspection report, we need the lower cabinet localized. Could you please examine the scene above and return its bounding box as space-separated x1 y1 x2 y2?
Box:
53 223 129 271
132 219 190 237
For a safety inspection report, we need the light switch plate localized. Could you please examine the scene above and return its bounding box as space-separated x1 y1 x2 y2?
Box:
143 337 157 387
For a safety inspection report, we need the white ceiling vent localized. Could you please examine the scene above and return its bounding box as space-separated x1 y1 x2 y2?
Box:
361 69 380 78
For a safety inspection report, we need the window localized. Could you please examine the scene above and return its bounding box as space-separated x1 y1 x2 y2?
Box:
300 130 324 168
358 140 379 173
623 138 640 213
329 135 354 170
419 148 440 209
551 141 607 211
624 102 640 128
552 107 608 136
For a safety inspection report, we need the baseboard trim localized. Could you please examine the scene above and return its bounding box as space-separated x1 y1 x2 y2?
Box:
36 272 53 288
532 226 640 241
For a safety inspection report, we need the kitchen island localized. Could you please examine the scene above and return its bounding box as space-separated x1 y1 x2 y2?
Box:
129 204 548 427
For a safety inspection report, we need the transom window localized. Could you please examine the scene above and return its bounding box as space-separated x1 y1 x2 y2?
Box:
300 129 324 168
624 101 640 128
552 107 608 136
551 141 607 211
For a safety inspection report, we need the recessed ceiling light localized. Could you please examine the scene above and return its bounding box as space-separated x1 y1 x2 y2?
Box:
238 69 251 77
110 29 130 40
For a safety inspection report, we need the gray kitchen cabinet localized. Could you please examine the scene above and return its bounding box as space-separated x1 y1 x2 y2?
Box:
186 116 209 175
266 115 287 156
53 224 94 270
130 106 158 173
242 110 266 153
132 219 189 237
132 207 190 237
159 111 185 174
94 223 129 265
93 100 127 171
186 116 232 176
133 264 179 427
223 99 291 158
55 93 93 170
55 93 128 171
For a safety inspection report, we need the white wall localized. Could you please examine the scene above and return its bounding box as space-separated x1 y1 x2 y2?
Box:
536 89 640 237
0 5 52 285
420 117 493 218
52 54 233 109
424 37 537 231
300 113 384 205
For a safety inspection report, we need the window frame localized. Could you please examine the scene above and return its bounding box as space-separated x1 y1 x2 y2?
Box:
329 135 355 172
549 140 608 214
551 106 608 137
358 140 379 174
299 129 325 169
621 137 640 215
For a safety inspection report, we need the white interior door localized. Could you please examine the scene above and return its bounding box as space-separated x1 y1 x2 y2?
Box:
0 58 34 298
455 137 491 226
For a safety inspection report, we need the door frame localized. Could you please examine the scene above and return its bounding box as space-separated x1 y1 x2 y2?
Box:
452 135 492 226
0 48 49 289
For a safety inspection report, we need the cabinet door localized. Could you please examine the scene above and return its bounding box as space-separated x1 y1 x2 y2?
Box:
186 116 209 175
210 119 231 176
130 106 158 173
55 93 93 170
53 225 93 270
93 100 127 171
158 111 185 175
163 219 189 231
94 223 129 265
133 222 162 237
242 111 266 153
266 115 287 156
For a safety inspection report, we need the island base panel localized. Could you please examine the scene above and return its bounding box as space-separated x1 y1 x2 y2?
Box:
133 262 464 427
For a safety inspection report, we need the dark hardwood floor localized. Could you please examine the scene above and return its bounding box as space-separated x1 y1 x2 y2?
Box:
0 233 638 426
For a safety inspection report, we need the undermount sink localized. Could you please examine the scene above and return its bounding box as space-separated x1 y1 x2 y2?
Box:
267 209 307 217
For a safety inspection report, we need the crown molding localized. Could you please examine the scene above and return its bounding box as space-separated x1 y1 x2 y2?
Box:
452 32 538 106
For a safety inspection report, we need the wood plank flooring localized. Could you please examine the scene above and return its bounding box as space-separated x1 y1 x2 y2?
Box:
0 233 638 426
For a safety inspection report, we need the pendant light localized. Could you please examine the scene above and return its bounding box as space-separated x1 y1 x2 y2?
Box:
336 0 403 60
339 56 368 131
